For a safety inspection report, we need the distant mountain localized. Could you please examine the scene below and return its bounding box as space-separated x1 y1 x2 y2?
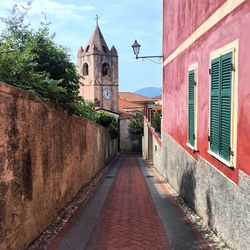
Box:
134 87 162 98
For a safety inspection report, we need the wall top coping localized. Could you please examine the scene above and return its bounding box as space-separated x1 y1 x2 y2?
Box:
0 82 113 131
0 82 40 101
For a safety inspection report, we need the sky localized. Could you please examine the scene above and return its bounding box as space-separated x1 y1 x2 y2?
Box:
0 0 162 92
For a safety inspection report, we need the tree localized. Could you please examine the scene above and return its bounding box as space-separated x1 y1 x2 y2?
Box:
0 2 96 120
151 112 161 134
128 113 144 135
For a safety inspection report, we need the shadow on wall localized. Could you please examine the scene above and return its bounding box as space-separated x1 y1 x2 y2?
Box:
179 165 214 228
179 164 196 210
206 189 213 227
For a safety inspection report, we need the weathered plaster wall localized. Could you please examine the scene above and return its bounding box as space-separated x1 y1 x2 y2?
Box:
152 136 162 174
120 118 142 153
0 82 117 250
162 131 250 250
162 1 250 248
163 0 227 56
163 0 250 182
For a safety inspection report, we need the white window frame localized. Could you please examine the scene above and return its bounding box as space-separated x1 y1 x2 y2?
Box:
208 39 239 168
186 63 198 152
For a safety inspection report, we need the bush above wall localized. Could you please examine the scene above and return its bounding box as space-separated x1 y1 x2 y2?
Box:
96 111 119 138
0 2 96 121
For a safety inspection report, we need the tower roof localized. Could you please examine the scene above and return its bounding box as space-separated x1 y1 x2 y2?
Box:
86 25 109 53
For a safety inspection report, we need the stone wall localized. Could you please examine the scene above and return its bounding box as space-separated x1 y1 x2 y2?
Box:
161 131 250 250
142 121 149 159
0 82 118 250
142 120 162 171
120 118 142 153
152 136 162 174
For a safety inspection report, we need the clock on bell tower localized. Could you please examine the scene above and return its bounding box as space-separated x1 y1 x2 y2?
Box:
77 20 119 113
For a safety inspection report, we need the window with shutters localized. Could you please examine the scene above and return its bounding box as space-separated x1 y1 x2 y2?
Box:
187 64 198 151
209 43 238 167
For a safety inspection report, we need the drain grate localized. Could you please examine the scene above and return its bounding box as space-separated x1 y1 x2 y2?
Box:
146 175 154 178
105 175 114 179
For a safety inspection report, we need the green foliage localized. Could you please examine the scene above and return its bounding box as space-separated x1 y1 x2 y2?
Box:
73 98 96 121
0 3 96 121
152 112 161 134
108 121 119 139
128 113 144 135
96 111 118 138
96 111 114 127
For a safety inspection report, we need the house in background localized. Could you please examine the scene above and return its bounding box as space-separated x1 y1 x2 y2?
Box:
152 95 162 105
95 107 120 122
119 92 155 153
119 92 155 117
142 94 162 170
157 1 250 249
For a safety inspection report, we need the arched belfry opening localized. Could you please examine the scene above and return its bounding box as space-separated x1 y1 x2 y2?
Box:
77 21 118 112
102 63 110 76
83 63 89 76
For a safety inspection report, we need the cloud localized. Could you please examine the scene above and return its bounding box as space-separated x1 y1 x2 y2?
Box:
0 0 95 21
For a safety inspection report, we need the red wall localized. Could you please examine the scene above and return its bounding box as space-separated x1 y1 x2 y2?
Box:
163 0 250 183
163 0 227 57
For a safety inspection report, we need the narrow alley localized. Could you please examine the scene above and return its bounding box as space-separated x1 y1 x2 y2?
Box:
46 155 211 250
1 1 250 250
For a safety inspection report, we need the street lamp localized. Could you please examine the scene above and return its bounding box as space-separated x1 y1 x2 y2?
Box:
132 40 163 60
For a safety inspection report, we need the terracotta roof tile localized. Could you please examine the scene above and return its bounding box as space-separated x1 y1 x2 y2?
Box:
119 111 134 119
153 95 162 100
119 98 143 112
119 92 155 103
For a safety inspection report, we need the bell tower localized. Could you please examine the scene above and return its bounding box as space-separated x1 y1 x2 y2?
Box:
77 21 119 112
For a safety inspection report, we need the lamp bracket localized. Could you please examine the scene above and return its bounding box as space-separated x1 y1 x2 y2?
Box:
135 55 163 59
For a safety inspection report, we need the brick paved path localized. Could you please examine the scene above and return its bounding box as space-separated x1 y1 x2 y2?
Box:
48 155 210 250
86 156 169 249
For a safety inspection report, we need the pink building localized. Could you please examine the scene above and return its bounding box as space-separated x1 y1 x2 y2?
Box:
161 1 250 249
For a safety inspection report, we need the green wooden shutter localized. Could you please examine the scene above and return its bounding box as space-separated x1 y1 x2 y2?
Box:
188 70 195 147
210 57 221 154
219 52 232 161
